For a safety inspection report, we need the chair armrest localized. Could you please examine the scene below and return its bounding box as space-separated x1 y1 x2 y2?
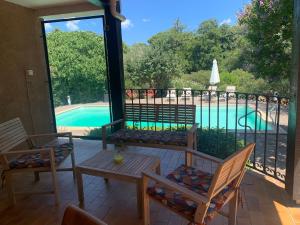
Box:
28 132 73 146
187 123 198 133
185 148 223 164
142 170 209 205
28 132 72 138
101 119 124 129
1 148 53 156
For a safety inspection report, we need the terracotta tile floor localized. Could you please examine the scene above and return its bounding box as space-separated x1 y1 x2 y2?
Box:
0 139 299 225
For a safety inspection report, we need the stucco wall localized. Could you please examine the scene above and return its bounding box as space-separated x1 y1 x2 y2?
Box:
0 1 54 134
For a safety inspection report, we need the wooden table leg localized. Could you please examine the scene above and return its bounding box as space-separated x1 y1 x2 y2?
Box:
137 179 143 218
156 162 161 175
76 168 84 206
6 173 16 206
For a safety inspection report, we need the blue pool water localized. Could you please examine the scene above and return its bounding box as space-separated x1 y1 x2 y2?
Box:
56 106 271 130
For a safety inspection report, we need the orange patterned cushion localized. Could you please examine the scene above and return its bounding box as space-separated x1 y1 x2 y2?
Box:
109 129 187 146
147 165 235 224
9 143 73 169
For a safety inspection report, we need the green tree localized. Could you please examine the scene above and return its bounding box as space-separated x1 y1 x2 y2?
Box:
187 20 248 73
239 0 293 82
148 19 192 73
124 43 150 88
124 20 187 89
124 45 182 89
47 30 107 106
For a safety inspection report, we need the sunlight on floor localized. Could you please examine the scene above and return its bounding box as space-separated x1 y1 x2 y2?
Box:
273 201 295 225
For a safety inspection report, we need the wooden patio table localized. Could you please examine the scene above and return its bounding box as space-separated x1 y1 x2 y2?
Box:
75 150 160 218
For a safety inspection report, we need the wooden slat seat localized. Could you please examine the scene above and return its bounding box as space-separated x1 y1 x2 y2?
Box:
0 118 75 206
102 104 198 151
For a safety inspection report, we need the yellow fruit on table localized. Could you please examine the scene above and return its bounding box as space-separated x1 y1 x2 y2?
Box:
114 154 124 164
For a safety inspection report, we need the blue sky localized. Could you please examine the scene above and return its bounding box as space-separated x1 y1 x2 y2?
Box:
45 0 250 45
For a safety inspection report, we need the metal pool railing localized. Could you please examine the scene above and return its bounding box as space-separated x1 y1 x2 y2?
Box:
124 89 289 182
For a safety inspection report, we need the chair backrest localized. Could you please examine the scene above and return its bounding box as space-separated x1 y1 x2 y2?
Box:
207 143 255 198
181 88 192 97
125 103 196 125
166 89 176 98
208 86 217 91
226 86 236 92
0 118 28 153
61 205 107 225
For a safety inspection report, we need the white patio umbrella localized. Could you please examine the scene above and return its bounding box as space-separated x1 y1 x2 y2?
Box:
209 59 220 85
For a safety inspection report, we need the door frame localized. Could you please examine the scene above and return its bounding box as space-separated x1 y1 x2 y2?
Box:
41 15 111 139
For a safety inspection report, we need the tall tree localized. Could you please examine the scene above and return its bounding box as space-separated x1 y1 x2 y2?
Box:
148 19 192 73
239 0 293 81
47 30 107 106
124 44 182 89
186 20 247 72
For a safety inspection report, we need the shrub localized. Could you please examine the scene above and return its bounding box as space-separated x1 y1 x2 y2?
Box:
172 70 210 89
85 127 113 139
173 69 272 94
197 128 244 159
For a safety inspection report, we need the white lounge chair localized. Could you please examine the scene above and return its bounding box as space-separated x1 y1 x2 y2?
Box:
208 85 218 96
166 89 177 101
220 86 236 100
203 86 217 97
225 86 236 98
180 88 192 100
202 86 217 100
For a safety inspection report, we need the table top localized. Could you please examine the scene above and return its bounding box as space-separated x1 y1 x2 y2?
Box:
76 150 160 179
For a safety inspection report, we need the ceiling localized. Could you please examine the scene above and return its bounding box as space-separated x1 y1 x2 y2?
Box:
5 0 91 9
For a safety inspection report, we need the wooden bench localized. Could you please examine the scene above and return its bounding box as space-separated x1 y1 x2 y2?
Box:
0 118 75 205
102 103 198 151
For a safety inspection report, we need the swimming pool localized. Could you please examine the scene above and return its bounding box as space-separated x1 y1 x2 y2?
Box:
56 106 271 130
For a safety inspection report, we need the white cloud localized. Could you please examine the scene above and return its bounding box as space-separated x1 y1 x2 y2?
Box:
121 19 133 29
142 18 151 23
66 20 80 31
220 18 232 25
45 23 53 31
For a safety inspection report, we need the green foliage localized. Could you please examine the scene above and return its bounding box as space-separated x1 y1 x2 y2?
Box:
47 30 107 107
124 15 291 95
187 20 248 72
85 127 112 139
124 42 183 89
172 70 210 90
218 69 268 93
239 0 293 82
173 69 269 94
123 18 278 94
198 129 244 159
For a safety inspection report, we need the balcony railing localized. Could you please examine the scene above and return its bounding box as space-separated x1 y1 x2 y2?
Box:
124 89 289 182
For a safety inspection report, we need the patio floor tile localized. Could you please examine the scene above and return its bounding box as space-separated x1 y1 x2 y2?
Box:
0 139 299 225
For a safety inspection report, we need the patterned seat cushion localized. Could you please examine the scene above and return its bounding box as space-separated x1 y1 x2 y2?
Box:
109 129 187 146
147 165 234 224
9 143 73 169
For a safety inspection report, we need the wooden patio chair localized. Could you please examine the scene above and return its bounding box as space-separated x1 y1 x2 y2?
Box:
142 143 255 225
0 118 75 206
61 205 107 225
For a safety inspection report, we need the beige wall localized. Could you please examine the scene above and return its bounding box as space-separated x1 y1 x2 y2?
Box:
0 1 54 134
